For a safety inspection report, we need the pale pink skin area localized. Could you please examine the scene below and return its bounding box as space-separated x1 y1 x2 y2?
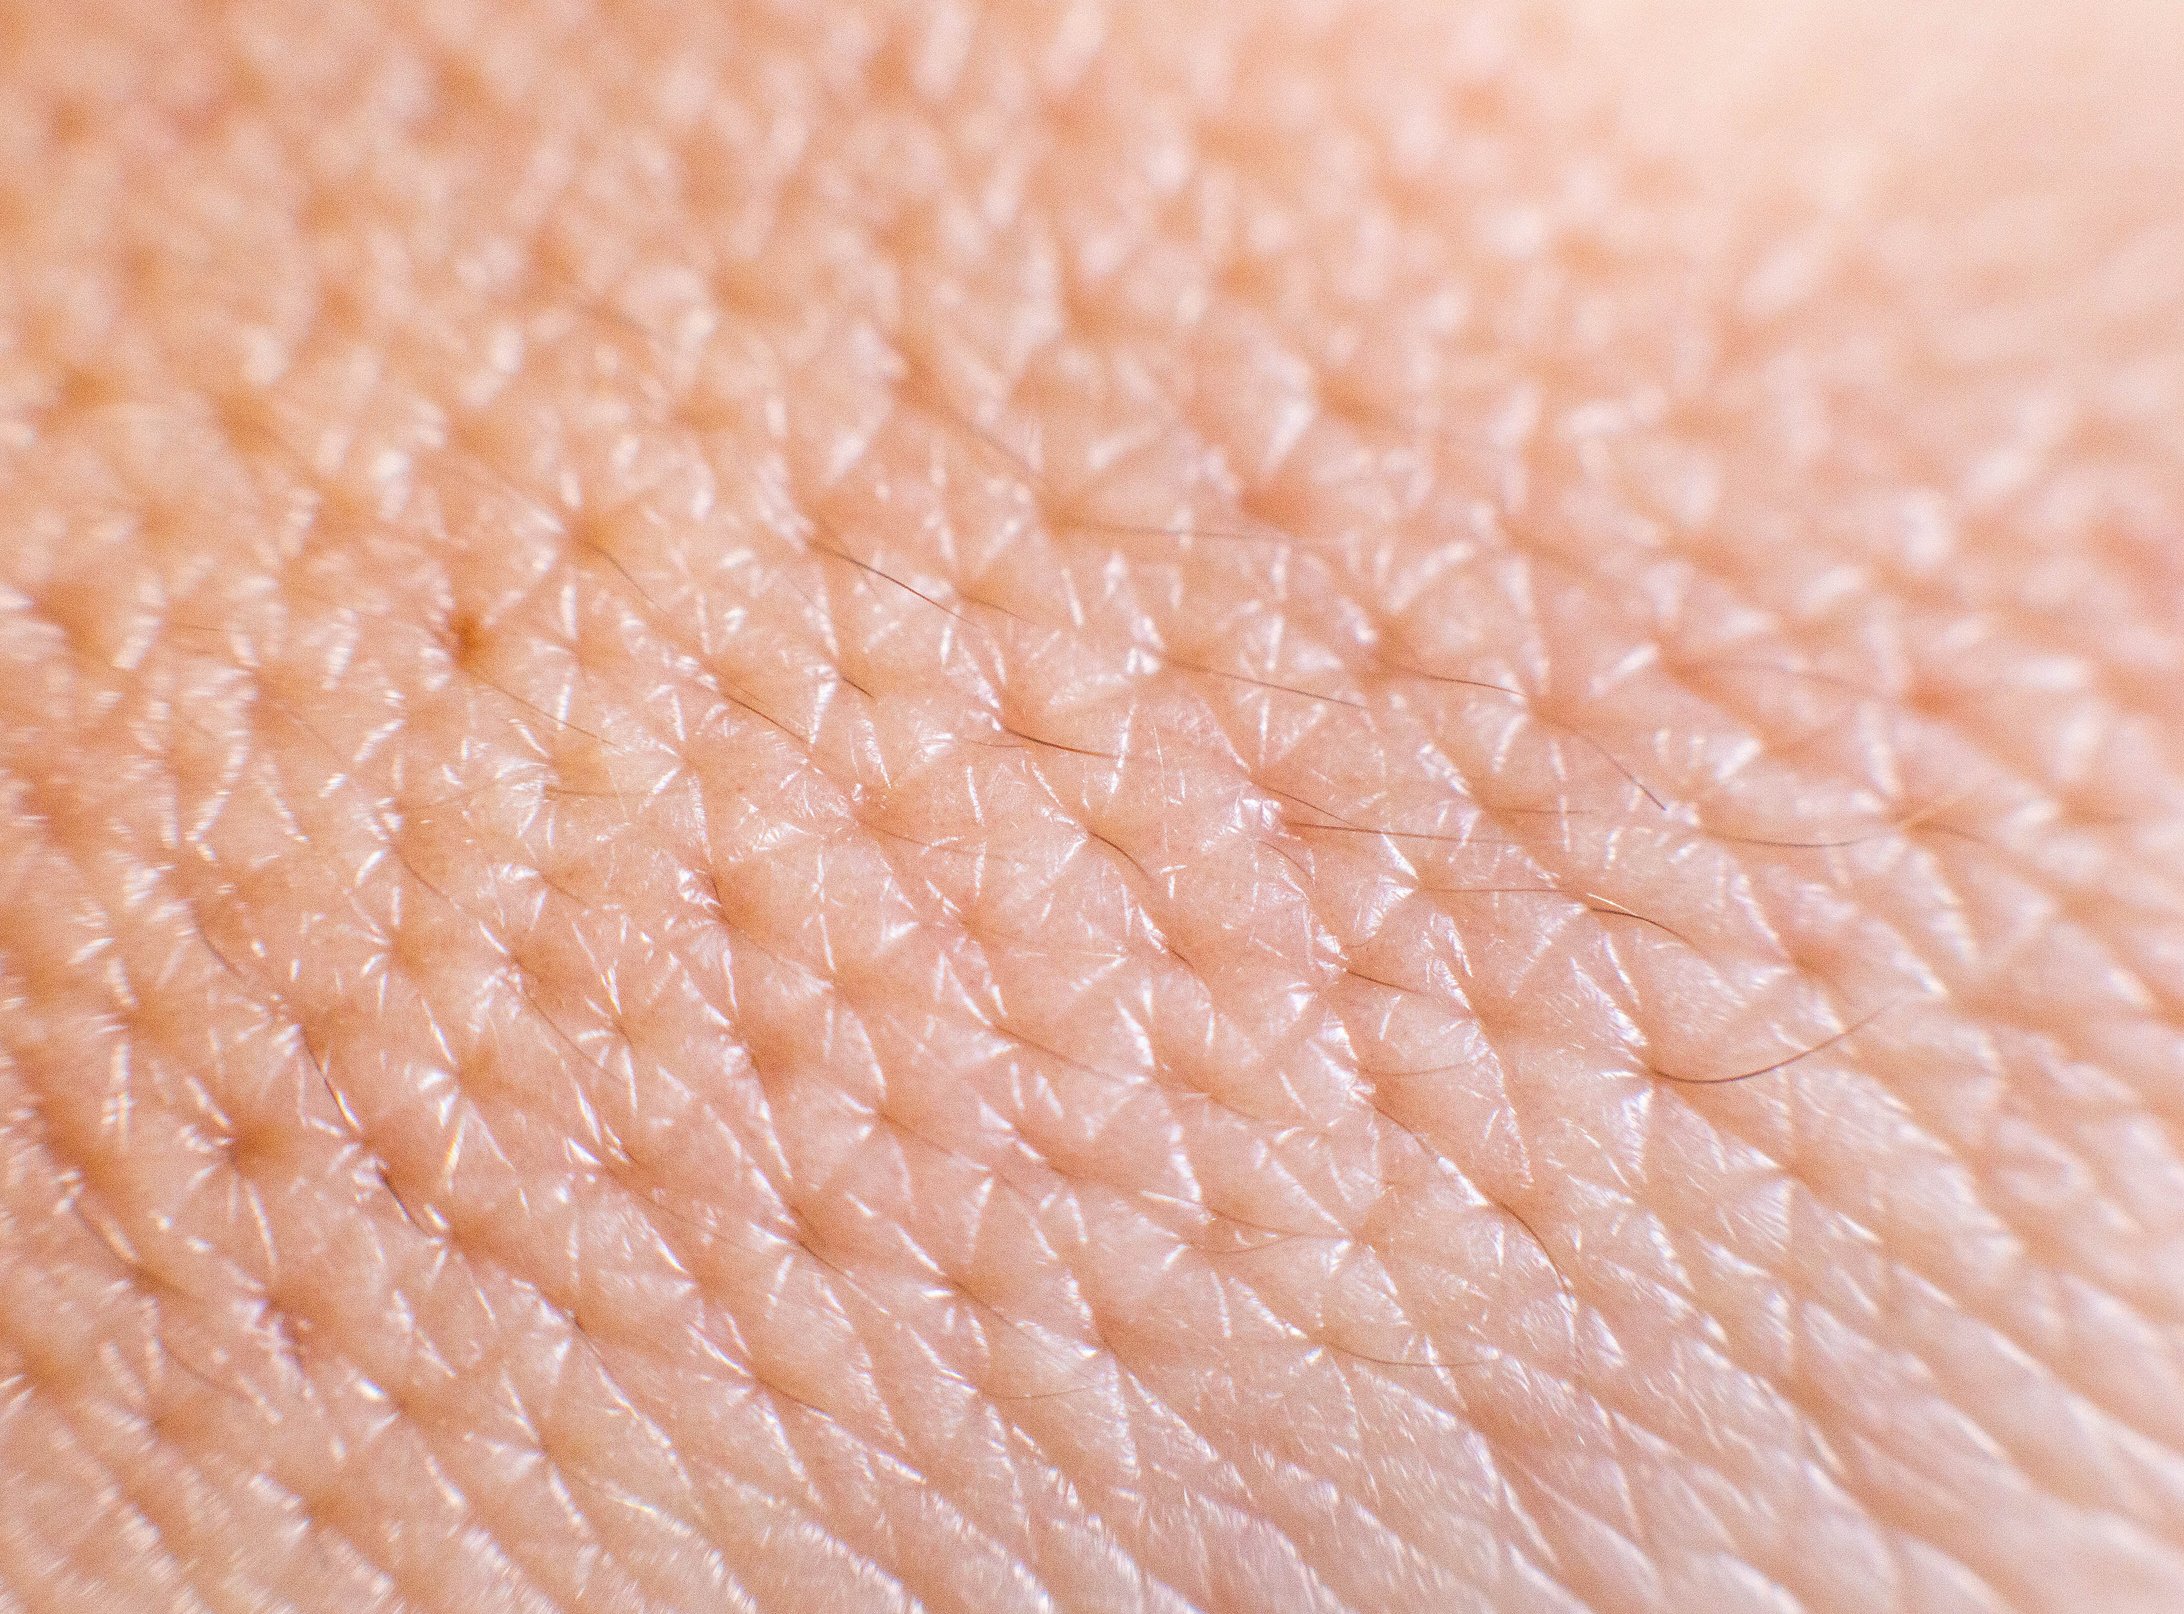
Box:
3 1 2184 1611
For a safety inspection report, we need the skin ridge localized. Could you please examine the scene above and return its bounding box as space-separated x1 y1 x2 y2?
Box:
4 0 2184 1607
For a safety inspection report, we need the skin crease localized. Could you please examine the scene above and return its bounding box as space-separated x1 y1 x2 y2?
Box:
2 0 2184 1611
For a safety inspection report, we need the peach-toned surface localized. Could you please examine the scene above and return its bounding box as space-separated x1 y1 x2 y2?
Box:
3 1 2184 1610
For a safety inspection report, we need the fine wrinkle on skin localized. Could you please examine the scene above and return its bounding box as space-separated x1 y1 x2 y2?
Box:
4 0 2184 1612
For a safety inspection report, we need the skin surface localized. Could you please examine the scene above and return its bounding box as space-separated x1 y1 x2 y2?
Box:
3 0 2184 1610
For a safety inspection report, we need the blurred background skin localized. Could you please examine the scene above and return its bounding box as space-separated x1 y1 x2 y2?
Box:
3 1 2184 1611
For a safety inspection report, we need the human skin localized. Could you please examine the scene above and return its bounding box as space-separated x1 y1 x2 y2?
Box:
3 0 2184 1610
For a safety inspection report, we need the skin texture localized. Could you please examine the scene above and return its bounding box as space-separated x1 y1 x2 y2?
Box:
3 0 2184 1610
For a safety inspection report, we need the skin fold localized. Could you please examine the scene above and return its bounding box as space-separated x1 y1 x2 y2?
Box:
2 0 2183 1609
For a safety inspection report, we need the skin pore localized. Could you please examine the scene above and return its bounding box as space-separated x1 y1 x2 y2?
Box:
4 0 2184 1610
